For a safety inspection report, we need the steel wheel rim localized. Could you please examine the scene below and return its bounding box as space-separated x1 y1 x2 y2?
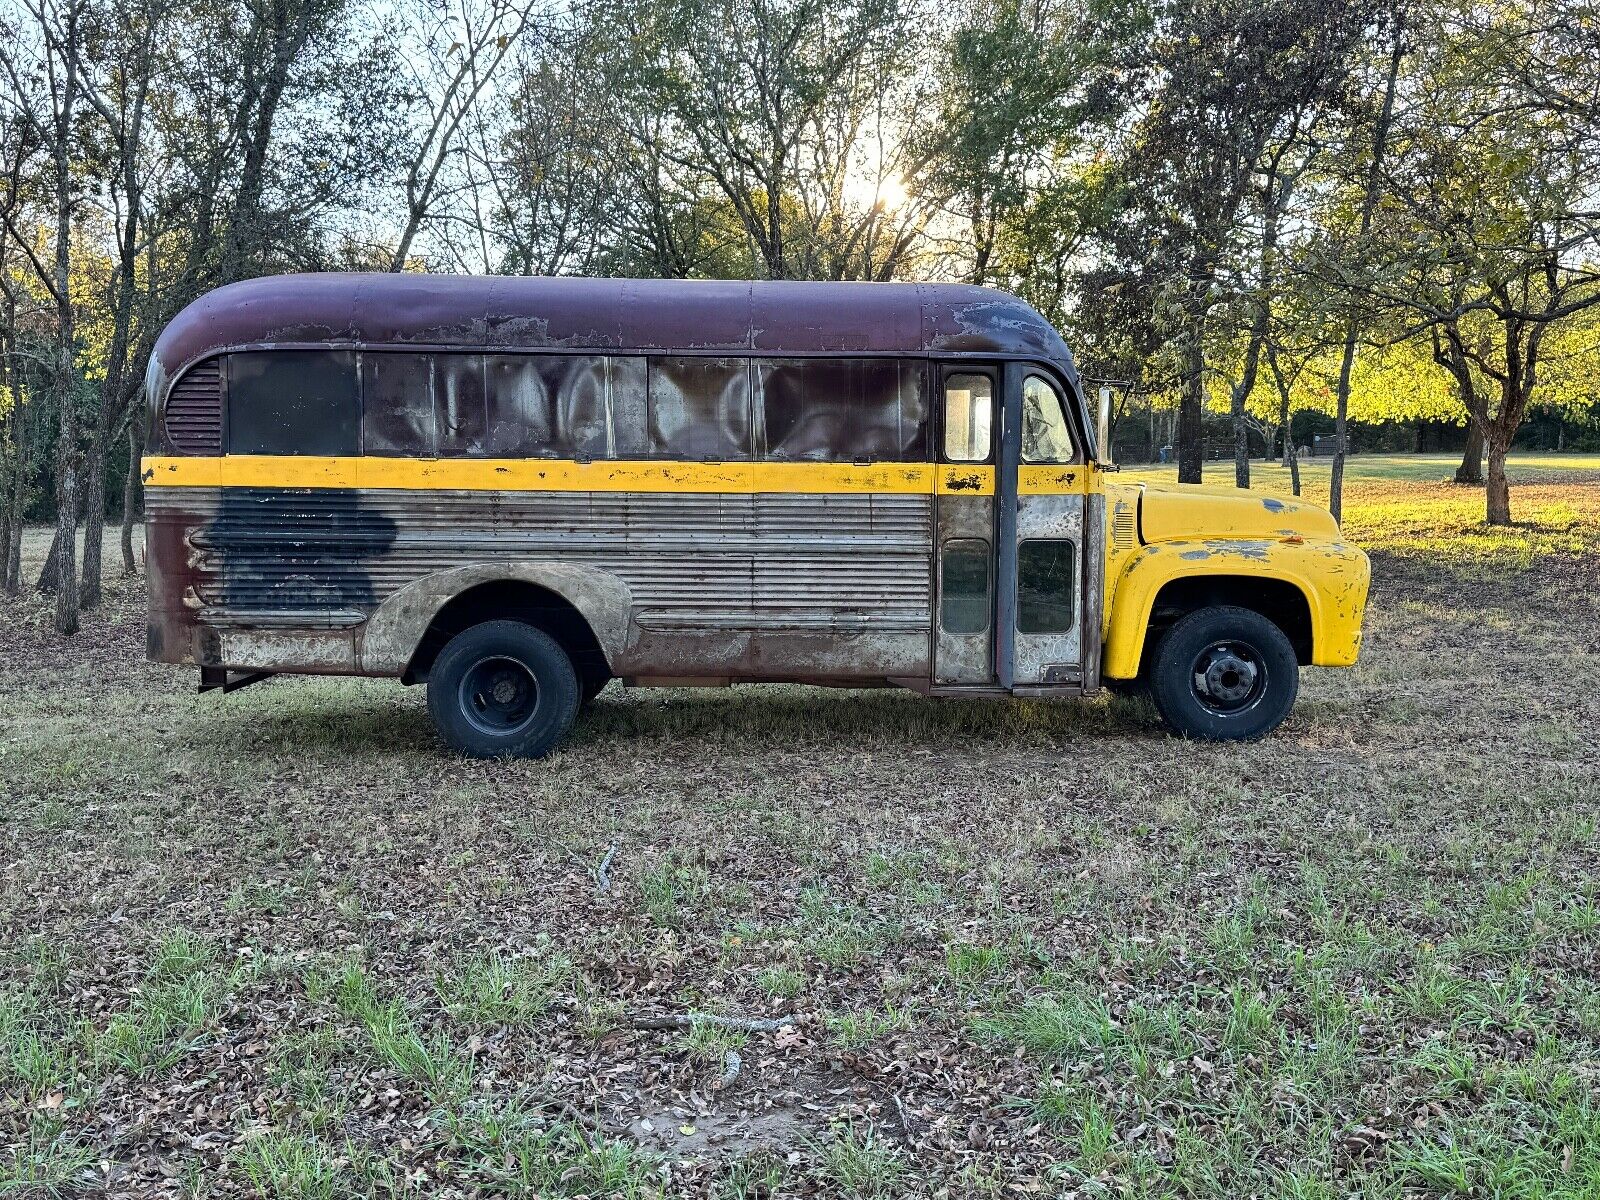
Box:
459 655 539 736
1189 640 1265 713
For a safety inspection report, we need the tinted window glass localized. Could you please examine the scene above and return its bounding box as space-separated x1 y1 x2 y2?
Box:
943 373 992 462
609 356 649 458
485 356 555 456
361 353 437 456
1017 540 1075 633
486 355 616 458
940 538 991 634
1021 374 1075 464
229 351 358 455
647 357 751 459
435 353 487 456
757 358 926 462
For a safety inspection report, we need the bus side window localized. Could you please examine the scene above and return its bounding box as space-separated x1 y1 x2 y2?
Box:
608 356 649 458
646 356 752 460
756 358 926 462
229 350 358 456
485 355 614 458
435 353 487 457
943 373 993 462
362 353 437 456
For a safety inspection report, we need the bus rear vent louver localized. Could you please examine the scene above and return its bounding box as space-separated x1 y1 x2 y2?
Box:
165 359 223 454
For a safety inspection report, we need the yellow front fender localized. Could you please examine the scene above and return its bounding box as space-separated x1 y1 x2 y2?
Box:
1101 538 1371 679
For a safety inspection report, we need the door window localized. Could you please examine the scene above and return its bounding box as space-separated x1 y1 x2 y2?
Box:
1021 374 1075 464
940 539 992 633
943 373 993 462
1017 540 1076 633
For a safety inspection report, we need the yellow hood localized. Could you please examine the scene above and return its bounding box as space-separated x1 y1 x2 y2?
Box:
1133 482 1340 544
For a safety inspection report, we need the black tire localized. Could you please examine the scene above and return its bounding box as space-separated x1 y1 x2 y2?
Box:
1148 605 1298 741
426 620 579 759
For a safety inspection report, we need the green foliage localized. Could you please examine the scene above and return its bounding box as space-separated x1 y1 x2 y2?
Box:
0 1117 96 1197
434 947 573 1028
810 1121 907 1199
88 931 233 1076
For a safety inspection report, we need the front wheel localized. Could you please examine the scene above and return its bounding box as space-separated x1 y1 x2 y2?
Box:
1148 606 1298 741
427 621 579 758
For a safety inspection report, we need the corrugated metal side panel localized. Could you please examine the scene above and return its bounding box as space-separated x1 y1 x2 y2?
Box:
157 487 932 633
164 360 223 454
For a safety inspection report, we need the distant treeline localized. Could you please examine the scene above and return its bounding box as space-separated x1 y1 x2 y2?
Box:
2 0 1597 631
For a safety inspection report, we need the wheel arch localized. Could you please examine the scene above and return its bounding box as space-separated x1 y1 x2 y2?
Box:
360 563 631 682
1136 575 1313 675
1102 541 1357 680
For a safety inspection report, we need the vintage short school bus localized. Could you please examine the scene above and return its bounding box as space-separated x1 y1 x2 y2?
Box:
143 274 1369 755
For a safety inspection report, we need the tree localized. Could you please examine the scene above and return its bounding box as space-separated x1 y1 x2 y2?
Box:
1352 0 1600 524
1102 0 1369 484
1323 8 1403 523
0 0 94 633
915 0 1097 296
72 0 171 608
603 0 930 281
387 0 539 270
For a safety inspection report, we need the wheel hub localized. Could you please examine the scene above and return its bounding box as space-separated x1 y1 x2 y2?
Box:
1192 643 1261 710
460 656 539 735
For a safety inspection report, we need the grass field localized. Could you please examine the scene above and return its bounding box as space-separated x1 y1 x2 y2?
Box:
2 453 1598 1198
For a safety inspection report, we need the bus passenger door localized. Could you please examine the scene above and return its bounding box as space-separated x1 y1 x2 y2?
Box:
933 366 998 685
998 364 1088 689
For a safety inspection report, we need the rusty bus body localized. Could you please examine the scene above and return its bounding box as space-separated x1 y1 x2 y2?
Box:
144 274 1369 755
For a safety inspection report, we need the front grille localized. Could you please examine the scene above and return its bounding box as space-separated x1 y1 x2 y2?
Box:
165 359 223 454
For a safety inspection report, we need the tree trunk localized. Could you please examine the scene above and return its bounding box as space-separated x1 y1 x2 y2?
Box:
79 438 107 609
1330 23 1404 525
1484 434 1511 525
121 417 141 573
3 432 22 593
1232 413 1250 488
1178 321 1205 484
4 522 19 595
1454 421 1484 484
52 458 79 635
37 529 62 594
1330 318 1355 525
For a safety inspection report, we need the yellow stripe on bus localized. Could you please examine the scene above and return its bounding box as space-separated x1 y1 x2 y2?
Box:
138 456 1092 497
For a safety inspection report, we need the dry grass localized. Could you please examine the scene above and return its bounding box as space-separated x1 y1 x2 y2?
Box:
2 455 1598 1198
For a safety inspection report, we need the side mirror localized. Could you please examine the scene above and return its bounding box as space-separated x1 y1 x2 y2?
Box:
1096 386 1116 469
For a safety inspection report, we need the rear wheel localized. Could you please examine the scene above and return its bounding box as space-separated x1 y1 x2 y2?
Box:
427 620 579 758
1148 605 1298 741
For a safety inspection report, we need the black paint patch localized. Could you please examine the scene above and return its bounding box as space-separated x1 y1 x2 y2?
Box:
200 488 398 612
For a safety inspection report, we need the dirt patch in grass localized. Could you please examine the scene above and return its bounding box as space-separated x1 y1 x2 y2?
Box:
3 470 1599 1198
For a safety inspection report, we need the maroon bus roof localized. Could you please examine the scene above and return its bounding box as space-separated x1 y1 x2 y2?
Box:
149 274 1079 397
